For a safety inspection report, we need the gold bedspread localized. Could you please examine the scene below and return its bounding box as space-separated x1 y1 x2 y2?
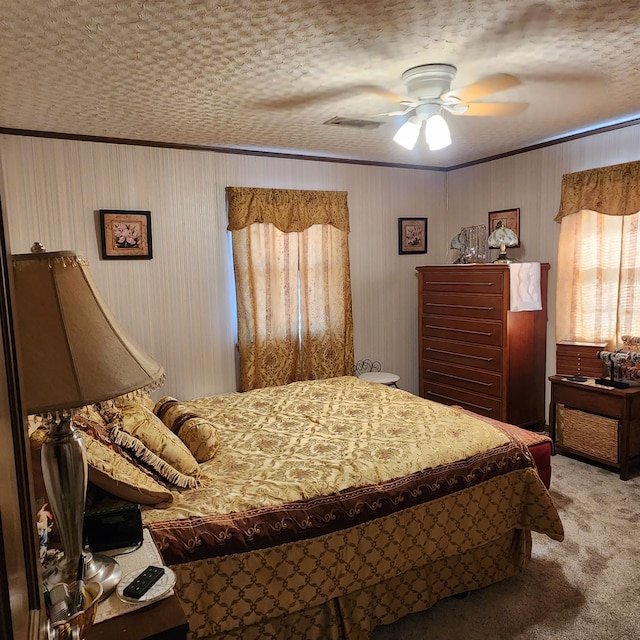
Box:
140 377 563 639
143 376 509 522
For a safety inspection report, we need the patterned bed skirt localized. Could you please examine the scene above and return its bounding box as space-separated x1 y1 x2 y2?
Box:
167 467 561 639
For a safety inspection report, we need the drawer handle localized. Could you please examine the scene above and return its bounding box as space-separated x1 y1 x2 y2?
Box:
425 369 493 387
426 347 494 363
424 324 494 337
425 281 495 287
426 303 496 312
425 391 494 413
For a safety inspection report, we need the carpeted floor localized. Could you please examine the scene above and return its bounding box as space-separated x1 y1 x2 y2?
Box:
370 454 640 640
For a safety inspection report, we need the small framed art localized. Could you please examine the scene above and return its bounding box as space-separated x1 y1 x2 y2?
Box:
488 208 520 247
398 217 428 255
99 210 153 259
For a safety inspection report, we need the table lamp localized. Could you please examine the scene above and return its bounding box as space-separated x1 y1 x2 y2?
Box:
12 243 165 596
487 222 519 263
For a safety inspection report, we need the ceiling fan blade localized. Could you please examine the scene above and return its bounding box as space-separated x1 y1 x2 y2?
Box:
363 86 414 104
442 74 520 103
448 102 528 117
368 105 415 117
256 88 358 110
257 84 410 110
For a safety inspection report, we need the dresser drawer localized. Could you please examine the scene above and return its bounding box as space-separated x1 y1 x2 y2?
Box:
423 292 503 320
421 267 505 294
422 314 502 347
423 359 502 397
422 380 503 419
423 337 503 372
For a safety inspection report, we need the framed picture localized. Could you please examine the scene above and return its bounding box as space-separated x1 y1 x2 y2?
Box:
99 210 153 259
488 208 520 247
398 217 428 255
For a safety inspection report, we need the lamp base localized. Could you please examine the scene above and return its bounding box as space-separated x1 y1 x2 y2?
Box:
43 550 121 601
492 255 516 263
85 552 122 600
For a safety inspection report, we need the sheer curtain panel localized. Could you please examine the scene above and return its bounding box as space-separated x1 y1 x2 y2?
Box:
227 187 353 391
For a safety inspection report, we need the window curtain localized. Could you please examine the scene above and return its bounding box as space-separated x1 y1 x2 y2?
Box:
555 161 640 345
227 187 353 391
554 160 640 221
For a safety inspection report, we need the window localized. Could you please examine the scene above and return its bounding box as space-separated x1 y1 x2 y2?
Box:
556 210 640 344
555 161 640 346
227 187 354 391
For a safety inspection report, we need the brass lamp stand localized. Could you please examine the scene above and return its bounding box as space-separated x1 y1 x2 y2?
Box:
492 241 512 263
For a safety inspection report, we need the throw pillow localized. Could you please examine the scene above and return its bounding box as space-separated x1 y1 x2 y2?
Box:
29 414 173 506
154 396 221 463
110 402 200 489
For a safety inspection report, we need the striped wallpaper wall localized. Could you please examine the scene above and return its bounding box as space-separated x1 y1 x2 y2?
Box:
0 136 446 399
1 124 639 407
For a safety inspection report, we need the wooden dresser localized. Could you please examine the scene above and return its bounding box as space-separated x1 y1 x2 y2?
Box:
417 263 549 430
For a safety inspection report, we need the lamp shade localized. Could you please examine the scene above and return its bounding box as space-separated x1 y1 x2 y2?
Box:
393 118 421 150
424 114 452 151
487 225 518 249
12 249 164 414
393 109 453 152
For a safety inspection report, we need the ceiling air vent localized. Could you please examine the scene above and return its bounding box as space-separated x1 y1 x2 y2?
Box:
323 116 383 130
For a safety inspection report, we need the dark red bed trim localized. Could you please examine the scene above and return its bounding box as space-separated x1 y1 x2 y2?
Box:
148 435 533 566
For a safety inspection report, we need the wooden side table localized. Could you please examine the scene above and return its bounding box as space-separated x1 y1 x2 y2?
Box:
87 592 188 640
549 375 640 479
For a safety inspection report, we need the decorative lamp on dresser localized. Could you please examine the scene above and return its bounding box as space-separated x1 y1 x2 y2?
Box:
416 263 550 430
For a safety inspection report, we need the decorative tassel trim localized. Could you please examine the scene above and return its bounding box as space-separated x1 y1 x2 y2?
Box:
111 426 198 489
12 254 89 272
142 372 166 394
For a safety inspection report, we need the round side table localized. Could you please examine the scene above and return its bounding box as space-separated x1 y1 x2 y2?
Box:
358 371 399 387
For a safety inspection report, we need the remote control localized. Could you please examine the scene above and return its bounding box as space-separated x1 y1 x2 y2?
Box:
123 565 165 599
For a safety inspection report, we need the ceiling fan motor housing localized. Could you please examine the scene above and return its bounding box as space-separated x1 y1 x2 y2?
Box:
401 63 457 100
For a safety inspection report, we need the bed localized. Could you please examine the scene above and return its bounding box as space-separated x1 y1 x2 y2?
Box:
31 375 564 640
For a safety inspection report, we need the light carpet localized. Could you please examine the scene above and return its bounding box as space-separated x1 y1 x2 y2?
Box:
371 454 640 640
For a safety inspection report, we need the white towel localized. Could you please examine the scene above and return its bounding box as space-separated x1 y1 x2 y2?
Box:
509 262 542 312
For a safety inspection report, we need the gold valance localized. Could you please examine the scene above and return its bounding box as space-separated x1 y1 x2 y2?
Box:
227 187 349 233
554 160 640 222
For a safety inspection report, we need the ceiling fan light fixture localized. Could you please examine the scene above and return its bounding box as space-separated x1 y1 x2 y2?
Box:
424 113 451 151
393 118 421 150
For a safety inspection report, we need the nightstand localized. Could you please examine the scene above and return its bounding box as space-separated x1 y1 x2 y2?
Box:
549 375 640 479
86 528 189 640
87 591 188 640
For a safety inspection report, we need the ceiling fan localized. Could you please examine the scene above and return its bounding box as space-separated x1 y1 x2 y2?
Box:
368 64 527 151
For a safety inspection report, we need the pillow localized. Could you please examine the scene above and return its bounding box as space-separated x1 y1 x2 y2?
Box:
112 391 156 412
154 396 221 463
29 414 173 506
110 402 200 489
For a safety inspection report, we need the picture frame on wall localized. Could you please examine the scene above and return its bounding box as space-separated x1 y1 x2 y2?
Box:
398 217 428 255
99 210 153 259
488 208 520 247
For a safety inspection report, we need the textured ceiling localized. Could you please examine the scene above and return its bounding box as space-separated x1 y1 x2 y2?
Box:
1 0 639 169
